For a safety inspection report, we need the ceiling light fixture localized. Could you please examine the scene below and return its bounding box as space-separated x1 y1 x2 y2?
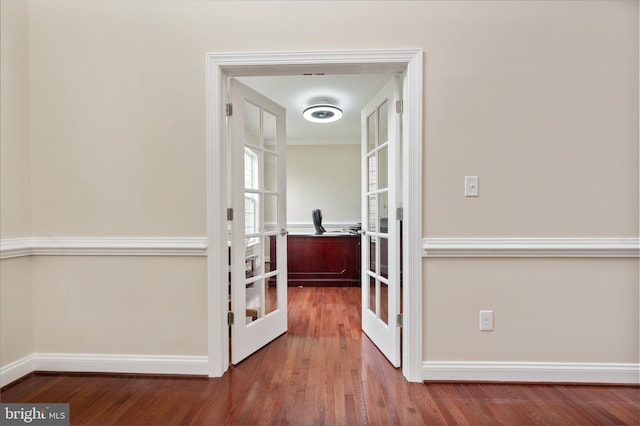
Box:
303 103 343 123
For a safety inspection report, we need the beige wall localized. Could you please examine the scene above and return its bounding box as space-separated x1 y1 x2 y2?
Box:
1 0 33 367
28 1 207 237
1 258 33 366
425 258 639 363
32 256 207 355
422 1 639 238
1 0 30 239
26 0 639 239
0 1 637 370
287 144 360 230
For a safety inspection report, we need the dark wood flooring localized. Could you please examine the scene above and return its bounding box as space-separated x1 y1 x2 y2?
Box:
2 287 638 425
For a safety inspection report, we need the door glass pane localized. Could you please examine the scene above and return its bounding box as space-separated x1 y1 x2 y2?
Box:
264 110 277 151
378 191 388 233
244 147 260 190
245 278 263 323
265 235 277 273
378 146 388 190
368 275 376 314
264 248 277 320
378 100 388 145
368 236 377 274
265 276 277 316
244 101 260 147
245 193 260 235
368 195 377 232
368 154 377 192
264 194 277 233
245 237 262 278
380 281 389 325
380 237 389 279
264 152 277 192
367 112 376 153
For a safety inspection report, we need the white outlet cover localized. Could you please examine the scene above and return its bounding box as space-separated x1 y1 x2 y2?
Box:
465 176 479 197
479 310 494 331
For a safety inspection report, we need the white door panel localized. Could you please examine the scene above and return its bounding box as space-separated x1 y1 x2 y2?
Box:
361 76 402 367
229 79 287 364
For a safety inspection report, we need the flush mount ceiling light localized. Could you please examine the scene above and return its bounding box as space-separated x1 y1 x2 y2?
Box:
303 103 343 123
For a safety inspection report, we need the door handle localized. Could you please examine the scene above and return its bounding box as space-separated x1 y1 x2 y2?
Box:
280 229 289 236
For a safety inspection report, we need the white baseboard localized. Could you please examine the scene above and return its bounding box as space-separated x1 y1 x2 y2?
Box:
6 355 637 387
0 354 35 387
422 361 640 384
1 353 209 387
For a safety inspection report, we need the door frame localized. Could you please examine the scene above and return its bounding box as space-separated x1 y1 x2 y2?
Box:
205 49 423 382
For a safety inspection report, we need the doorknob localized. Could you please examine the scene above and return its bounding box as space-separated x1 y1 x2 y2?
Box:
280 229 289 236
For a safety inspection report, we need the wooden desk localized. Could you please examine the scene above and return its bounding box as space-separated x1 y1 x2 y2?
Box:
271 234 361 287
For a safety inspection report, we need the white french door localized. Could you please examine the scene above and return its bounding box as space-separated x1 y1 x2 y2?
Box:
229 78 287 364
361 76 402 367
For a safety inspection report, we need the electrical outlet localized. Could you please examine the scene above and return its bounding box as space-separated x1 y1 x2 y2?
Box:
479 310 494 331
465 176 479 197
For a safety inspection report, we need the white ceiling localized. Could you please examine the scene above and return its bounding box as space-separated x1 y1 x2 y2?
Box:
237 73 393 145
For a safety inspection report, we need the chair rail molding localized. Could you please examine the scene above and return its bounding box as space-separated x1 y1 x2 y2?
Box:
0 237 208 259
423 237 640 258
0 238 32 259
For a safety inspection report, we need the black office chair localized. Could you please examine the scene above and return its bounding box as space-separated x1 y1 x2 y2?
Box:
312 209 326 235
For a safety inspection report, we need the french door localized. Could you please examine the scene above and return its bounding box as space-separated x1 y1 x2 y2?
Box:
229 78 288 364
361 76 402 367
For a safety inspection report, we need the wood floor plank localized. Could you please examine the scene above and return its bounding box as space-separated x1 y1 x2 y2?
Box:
1 287 638 425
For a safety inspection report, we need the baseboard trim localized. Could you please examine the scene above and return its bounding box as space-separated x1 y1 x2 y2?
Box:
422 361 640 384
0 354 35 387
0 237 208 259
423 238 640 258
4 356 638 387
0 353 209 387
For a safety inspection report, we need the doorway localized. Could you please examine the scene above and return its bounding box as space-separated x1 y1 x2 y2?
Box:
206 49 424 382
233 72 398 365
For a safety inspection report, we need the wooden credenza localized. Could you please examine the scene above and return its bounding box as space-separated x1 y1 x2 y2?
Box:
272 234 361 287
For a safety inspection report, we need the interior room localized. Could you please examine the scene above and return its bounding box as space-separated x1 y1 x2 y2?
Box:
238 73 392 287
228 72 405 366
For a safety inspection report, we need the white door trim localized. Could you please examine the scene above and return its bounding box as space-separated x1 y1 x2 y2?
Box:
205 49 424 382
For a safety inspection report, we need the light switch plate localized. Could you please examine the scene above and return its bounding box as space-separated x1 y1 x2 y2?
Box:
465 176 479 197
479 310 494 331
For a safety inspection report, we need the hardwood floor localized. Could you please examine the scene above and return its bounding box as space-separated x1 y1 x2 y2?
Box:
2 287 638 425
